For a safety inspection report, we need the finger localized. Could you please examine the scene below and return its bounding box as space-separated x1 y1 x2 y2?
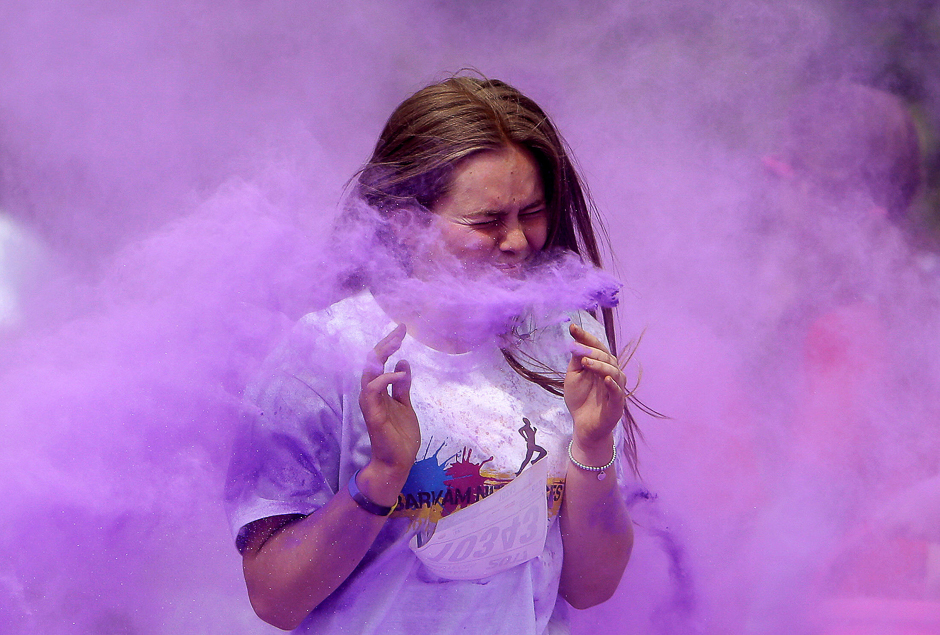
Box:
359 370 411 410
580 356 628 390
604 374 627 397
362 350 384 386
362 324 407 387
374 323 407 360
569 322 612 355
567 349 586 373
390 359 412 405
570 341 618 367
569 338 617 368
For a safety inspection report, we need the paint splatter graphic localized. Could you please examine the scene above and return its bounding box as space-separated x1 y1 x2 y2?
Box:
393 423 565 527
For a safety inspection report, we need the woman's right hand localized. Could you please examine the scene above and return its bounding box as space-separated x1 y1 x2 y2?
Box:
357 324 420 504
242 324 420 630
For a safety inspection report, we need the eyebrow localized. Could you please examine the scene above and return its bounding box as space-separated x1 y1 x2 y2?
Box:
468 198 546 218
520 198 546 212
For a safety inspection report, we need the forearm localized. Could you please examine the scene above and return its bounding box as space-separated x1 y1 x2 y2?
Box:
243 463 405 630
559 435 633 609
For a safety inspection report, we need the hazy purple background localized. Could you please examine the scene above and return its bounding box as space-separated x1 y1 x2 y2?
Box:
2 1 939 634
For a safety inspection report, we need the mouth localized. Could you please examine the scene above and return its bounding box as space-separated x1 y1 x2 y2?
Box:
493 262 527 277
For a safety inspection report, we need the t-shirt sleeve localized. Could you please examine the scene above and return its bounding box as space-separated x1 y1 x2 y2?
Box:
224 315 347 547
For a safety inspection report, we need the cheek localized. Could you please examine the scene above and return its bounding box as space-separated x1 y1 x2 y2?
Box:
441 226 496 256
527 220 549 252
430 223 497 263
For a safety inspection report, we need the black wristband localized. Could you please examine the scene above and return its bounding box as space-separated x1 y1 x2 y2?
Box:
347 469 396 516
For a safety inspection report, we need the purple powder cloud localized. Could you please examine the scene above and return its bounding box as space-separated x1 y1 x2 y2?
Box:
1 1 939 634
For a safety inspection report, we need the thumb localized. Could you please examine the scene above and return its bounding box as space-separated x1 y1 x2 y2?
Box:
391 359 412 406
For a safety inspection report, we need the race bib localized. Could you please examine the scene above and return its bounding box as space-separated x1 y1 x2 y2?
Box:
409 458 549 580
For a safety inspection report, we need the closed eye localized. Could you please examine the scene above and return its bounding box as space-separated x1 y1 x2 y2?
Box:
520 208 546 219
465 218 501 228
460 204 545 228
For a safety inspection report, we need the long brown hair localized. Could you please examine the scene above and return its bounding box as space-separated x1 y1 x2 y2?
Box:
355 75 645 472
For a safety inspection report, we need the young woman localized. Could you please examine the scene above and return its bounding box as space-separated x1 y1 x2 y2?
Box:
226 76 641 634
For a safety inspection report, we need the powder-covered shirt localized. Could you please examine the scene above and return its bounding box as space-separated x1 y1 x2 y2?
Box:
225 291 611 635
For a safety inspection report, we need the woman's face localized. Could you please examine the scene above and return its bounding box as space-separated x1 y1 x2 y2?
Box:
425 145 548 272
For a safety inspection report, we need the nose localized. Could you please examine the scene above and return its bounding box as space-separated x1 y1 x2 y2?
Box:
498 219 530 257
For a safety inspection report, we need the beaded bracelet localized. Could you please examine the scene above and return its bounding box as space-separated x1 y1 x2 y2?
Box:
567 439 617 480
347 469 397 516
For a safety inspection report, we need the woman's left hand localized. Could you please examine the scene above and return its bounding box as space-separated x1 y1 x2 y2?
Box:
564 322 626 446
559 321 633 609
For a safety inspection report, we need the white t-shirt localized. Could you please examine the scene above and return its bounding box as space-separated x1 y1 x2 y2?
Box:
226 291 611 635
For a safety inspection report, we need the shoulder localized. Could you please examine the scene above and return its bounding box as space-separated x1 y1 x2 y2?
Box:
248 292 392 398
296 291 387 338
288 292 392 359
514 310 608 372
539 310 608 347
